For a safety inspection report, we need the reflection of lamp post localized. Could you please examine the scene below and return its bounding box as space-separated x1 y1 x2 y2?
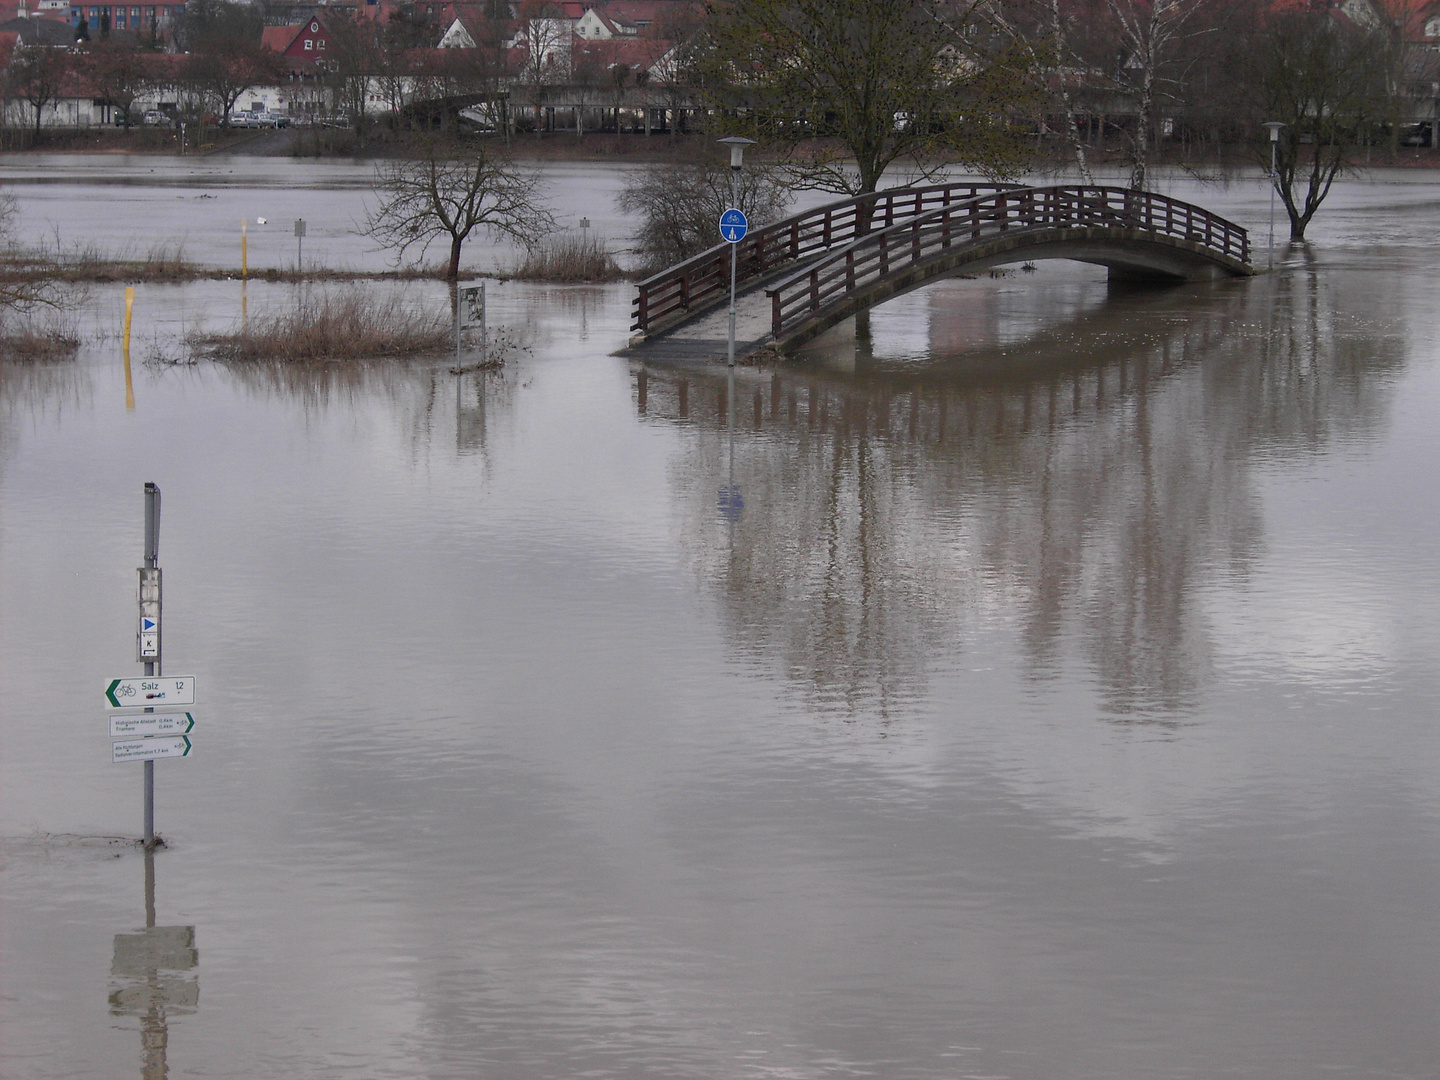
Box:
717 135 756 368
1262 121 1285 270
718 367 743 525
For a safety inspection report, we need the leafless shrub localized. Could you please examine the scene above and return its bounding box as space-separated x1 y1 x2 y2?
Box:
616 157 793 277
0 310 80 361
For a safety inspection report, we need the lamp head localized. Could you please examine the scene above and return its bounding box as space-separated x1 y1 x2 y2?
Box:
718 135 757 169
1262 121 1286 142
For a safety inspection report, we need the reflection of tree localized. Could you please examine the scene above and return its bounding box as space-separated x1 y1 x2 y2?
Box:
0 358 92 476
217 358 515 466
642 269 1405 719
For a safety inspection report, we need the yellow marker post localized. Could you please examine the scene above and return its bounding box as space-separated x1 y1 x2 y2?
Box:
123 286 135 410
241 219 248 280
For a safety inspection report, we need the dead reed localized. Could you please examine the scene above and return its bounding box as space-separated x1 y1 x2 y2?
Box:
190 288 452 362
512 232 625 282
0 238 196 284
0 317 80 361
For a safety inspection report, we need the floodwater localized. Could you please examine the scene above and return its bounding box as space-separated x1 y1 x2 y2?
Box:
3 158 1440 1079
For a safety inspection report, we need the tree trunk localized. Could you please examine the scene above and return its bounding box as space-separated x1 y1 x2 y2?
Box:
447 235 462 280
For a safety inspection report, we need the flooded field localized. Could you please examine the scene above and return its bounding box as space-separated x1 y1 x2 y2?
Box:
2 158 1439 1079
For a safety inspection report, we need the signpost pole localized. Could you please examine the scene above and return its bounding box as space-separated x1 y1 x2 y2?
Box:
142 482 160 850
717 137 755 368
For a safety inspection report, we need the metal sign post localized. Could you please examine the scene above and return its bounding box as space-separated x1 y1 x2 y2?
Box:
718 208 748 368
294 218 306 271
108 486 198 848
458 282 487 362
141 482 160 849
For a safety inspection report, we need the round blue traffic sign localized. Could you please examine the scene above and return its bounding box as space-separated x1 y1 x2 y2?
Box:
719 208 748 243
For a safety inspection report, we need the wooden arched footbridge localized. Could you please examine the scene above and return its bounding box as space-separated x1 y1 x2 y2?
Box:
629 184 1252 358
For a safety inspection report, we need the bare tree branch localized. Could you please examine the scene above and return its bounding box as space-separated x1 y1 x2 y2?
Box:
364 144 557 279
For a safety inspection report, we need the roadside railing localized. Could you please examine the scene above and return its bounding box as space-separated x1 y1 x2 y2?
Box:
764 186 1251 340
630 181 1018 335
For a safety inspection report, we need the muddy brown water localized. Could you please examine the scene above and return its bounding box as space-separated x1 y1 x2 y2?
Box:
2 159 1439 1079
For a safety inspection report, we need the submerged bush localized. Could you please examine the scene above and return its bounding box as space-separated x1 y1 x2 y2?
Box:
512 232 625 282
190 289 452 362
0 316 80 361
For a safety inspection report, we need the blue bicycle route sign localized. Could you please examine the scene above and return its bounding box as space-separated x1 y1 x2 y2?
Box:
719 208 748 243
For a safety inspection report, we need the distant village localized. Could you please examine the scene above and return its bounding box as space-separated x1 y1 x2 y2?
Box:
0 0 702 137
1 0 1439 160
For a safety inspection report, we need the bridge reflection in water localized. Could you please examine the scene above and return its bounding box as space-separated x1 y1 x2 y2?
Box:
634 266 1404 721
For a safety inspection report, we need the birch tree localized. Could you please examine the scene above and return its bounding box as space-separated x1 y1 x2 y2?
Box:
1104 0 1204 189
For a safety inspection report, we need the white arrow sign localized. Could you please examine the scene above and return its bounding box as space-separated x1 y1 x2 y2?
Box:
109 712 195 738
106 677 195 709
113 735 192 763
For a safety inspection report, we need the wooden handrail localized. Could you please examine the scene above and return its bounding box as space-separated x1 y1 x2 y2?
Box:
764 186 1250 340
630 181 1020 334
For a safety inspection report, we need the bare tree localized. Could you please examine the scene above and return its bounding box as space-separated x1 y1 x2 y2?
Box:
80 41 153 129
364 143 557 279
983 0 1096 182
1261 7 1396 239
6 45 71 140
1103 0 1205 189
180 40 283 127
514 0 572 134
617 150 794 273
702 0 1039 196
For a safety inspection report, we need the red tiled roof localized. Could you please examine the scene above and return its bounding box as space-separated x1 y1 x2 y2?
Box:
262 24 304 52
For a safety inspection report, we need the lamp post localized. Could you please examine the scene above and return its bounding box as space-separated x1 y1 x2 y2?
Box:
718 135 756 367
1262 121 1285 270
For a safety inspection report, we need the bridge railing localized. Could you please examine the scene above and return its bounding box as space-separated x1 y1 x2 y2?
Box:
630 182 1018 335
765 186 1251 340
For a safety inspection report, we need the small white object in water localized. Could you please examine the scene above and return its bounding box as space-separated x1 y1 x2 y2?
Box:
256 217 267 224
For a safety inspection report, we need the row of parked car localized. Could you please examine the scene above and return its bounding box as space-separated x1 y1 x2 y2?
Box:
228 112 291 129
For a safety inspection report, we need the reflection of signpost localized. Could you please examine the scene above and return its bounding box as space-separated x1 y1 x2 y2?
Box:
109 925 200 1039
111 849 199 1080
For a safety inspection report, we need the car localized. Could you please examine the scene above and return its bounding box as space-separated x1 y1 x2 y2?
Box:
258 112 290 129
142 110 170 127
228 113 264 129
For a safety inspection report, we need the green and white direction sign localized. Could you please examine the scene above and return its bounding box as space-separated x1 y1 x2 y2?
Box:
106 676 195 708
113 736 192 763
110 712 195 738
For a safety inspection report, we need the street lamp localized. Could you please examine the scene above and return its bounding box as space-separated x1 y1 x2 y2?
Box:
1262 121 1285 270
718 135 756 367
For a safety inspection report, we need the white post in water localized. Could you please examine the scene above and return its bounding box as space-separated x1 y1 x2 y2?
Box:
718 136 756 368
141 483 161 849
1263 121 1285 270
